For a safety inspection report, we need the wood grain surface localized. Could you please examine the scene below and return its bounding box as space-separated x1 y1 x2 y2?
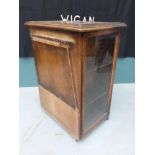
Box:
26 21 126 140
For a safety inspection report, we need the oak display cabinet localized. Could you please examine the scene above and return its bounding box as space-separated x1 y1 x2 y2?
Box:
25 21 126 141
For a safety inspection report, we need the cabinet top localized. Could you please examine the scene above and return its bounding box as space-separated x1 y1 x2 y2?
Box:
25 20 126 32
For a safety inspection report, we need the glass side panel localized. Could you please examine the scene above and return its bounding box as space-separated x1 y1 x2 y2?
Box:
83 34 115 131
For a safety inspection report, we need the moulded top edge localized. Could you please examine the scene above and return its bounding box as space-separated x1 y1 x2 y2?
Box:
25 20 127 32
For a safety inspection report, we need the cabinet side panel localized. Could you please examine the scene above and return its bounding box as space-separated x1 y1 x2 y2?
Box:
29 28 82 140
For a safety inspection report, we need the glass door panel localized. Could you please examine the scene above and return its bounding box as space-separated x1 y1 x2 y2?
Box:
83 34 115 131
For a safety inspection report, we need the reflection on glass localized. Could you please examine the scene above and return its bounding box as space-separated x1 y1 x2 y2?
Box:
83 35 115 131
